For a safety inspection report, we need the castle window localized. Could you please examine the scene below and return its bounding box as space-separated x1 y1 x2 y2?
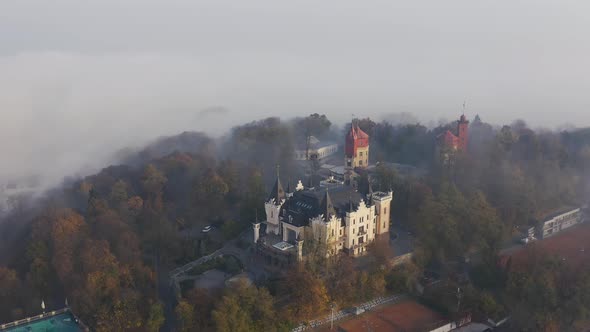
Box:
271 211 273 218
340 229 342 235
332 229 335 236
352 239 355 245
359 151 363 156
384 208 387 214
359 160 363 165
353 228 355 234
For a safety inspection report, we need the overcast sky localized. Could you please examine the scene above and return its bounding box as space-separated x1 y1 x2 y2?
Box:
1 0 589 188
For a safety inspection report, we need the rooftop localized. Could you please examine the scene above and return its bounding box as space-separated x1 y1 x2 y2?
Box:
536 206 579 221
500 221 590 270
335 300 448 332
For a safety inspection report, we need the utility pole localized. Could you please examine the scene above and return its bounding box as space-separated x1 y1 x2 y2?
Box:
456 287 463 313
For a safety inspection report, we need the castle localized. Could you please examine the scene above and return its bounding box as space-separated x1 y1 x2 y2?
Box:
436 114 469 163
253 122 393 262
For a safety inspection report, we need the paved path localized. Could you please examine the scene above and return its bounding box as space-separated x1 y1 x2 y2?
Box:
291 294 405 332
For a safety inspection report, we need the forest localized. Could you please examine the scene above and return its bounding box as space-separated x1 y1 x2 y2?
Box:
1 113 590 331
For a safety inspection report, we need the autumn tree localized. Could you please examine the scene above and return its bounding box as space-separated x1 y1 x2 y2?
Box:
146 302 165 332
283 265 330 323
141 164 167 212
212 280 281 332
175 300 195 332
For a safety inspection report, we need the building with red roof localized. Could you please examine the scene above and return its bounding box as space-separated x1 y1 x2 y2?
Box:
345 122 370 169
436 114 469 164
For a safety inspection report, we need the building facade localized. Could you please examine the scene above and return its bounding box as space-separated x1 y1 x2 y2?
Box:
536 207 583 239
294 136 339 161
345 123 370 169
254 179 392 258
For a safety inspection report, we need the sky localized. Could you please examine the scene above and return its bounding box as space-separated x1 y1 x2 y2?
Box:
1 0 590 190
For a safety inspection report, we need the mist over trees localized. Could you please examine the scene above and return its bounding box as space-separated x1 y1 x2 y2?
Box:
0 112 590 330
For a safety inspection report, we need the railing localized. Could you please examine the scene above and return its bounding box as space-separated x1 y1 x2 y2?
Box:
291 294 404 332
169 249 223 279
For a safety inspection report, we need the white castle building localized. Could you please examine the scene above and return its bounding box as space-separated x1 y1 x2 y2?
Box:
253 123 393 261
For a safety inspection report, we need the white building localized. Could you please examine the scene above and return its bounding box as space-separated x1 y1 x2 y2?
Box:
537 207 583 239
254 174 392 259
293 136 339 161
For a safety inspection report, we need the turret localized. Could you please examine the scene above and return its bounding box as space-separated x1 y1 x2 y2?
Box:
372 190 393 236
253 209 261 243
296 233 304 262
457 114 469 152
265 165 285 235
345 121 370 169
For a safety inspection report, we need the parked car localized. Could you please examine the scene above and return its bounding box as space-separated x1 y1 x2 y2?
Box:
202 225 212 233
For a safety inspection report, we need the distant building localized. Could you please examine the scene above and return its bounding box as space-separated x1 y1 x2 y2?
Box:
293 136 339 161
536 207 583 239
345 122 370 169
436 114 469 164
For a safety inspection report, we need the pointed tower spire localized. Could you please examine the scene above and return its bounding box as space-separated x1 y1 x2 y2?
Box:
267 164 285 205
320 188 336 221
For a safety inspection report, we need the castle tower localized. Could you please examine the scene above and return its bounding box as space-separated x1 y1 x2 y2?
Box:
252 222 261 243
296 235 304 262
265 166 285 235
345 121 370 169
372 190 393 236
457 114 469 152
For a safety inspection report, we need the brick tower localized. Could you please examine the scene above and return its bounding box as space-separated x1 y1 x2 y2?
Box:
457 114 469 152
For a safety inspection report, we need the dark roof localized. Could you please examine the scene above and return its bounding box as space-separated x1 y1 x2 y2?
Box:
267 177 285 205
537 206 579 221
281 186 365 227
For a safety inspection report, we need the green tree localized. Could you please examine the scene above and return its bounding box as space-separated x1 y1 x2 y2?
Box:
175 300 195 332
212 281 279 332
146 302 165 332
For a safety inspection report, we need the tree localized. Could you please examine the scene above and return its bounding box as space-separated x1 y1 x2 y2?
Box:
212 281 279 332
186 288 216 331
326 255 358 306
109 180 129 208
175 300 195 332
141 164 167 212
49 209 87 283
146 302 165 332
283 265 330 322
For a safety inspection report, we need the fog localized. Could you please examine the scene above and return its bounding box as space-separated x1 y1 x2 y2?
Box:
2 0 590 199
